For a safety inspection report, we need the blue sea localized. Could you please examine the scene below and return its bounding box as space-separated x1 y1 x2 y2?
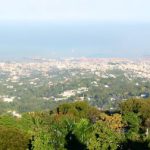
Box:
0 21 150 59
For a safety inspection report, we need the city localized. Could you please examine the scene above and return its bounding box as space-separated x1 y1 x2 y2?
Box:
0 57 149 117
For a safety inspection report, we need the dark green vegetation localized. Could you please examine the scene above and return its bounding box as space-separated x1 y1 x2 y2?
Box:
1 99 150 150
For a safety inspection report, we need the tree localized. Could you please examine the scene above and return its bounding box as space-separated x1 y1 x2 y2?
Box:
0 126 30 150
100 113 123 132
32 130 53 150
87 121 122 150
73 118 92 144
122 112 141 140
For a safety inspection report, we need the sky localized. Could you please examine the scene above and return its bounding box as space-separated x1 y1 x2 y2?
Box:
0 0 150 22
0 0 150 58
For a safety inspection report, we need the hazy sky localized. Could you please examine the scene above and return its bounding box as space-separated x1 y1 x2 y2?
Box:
0 0 150 58
0 0 150 22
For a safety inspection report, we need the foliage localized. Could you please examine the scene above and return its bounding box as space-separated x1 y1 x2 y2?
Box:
87 121 122 150
123 112 141 140
0 100 150 149
0 126 30 150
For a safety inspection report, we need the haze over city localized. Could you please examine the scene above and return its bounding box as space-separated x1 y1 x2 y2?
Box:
0 0 150 59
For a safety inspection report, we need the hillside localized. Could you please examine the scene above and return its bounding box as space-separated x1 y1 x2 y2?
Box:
1 99 150 150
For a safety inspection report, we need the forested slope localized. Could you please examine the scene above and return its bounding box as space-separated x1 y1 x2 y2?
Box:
1 99 150 150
